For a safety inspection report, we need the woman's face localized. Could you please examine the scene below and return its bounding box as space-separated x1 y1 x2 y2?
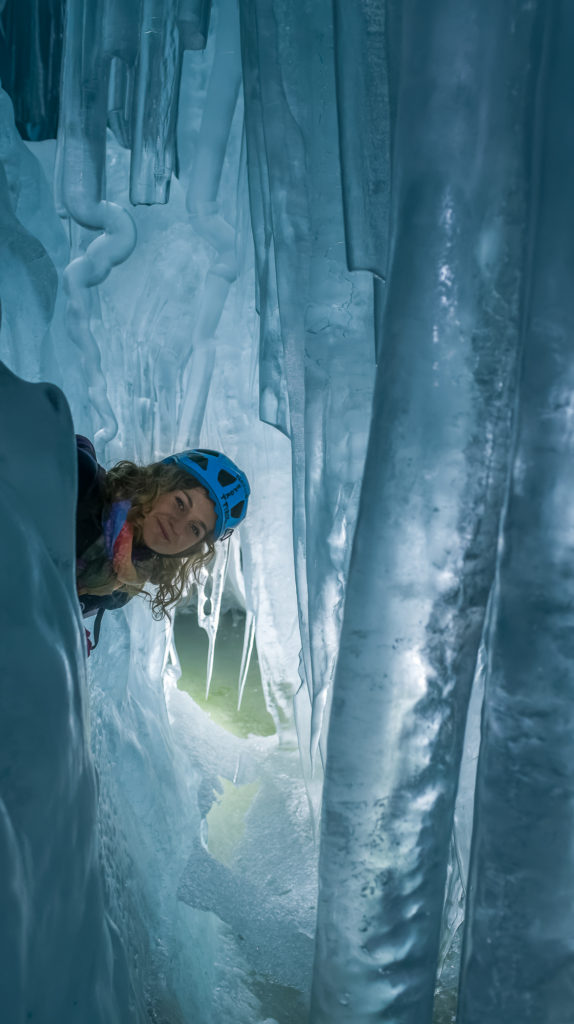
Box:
141 486 217 555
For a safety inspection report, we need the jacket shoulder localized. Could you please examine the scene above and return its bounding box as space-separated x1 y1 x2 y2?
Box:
75 434 107 558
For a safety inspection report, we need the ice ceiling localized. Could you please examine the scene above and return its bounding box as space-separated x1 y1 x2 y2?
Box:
1 1 574 1023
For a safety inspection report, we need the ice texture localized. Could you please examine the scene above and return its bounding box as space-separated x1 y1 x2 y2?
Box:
1 0 573 1021
0 0 64 141
458 5 574 1021
0 363 136 1024
240 0 375 757
312 2 544 1020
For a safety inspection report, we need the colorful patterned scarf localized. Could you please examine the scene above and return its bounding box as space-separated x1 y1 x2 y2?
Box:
77 500 148 596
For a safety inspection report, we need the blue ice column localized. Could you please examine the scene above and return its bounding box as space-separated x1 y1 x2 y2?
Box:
458 5 574 1021
240 0 375 758
311 2 541 1021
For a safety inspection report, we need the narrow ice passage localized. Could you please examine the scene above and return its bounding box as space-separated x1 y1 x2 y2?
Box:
1 1 574 1023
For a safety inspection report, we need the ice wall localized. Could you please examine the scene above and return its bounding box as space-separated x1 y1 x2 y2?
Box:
0 363 137 1024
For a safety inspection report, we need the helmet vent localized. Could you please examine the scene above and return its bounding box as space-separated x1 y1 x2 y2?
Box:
188 453 209 470
218 469 236 486
230 501 245 519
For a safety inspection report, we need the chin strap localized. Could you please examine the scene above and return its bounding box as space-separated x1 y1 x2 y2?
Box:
84 608 105 658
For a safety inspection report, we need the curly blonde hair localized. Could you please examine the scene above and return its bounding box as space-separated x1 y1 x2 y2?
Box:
104 460 215 619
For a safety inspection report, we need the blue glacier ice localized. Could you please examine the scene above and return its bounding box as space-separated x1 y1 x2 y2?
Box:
1 0 573 1022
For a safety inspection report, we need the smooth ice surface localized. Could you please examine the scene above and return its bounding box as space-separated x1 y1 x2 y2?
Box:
0 363 135 1024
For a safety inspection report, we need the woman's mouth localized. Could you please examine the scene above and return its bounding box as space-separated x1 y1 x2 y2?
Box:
158 519 170 541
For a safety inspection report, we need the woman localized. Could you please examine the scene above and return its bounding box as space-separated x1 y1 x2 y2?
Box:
76 436 250 652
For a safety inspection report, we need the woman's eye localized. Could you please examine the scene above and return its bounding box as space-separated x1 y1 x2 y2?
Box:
176 496 185 511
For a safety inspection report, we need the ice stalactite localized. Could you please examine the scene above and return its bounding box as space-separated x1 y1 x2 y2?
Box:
458 5 574 1021
127 0 214 206
332 0 392 283
237 609 255 710
311 1 541 1021
331 0 400 364
235 425 303 745
240 0 374 760
176 0 242 451
130 0 181 205
55 0 136 445
197 539 231 698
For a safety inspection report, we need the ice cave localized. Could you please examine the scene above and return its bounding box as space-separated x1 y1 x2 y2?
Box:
1 0 573 1022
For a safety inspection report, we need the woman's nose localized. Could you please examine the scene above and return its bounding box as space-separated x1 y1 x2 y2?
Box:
174 509 189 536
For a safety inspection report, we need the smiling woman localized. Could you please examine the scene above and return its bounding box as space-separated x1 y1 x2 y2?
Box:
141 485 217 554
75 437 250 649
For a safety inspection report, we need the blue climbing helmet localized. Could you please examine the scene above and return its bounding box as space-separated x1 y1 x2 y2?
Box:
161 449 250 541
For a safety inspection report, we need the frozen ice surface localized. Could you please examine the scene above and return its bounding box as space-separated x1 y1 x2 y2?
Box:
458 6 574 1021
2 0 574 1021
0 363 136 1023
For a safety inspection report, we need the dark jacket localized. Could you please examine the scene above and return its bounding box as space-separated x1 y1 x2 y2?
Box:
76 435 132 620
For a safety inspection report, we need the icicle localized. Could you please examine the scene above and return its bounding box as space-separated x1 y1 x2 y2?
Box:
237 610 255 711
176 0 241 449
196 540 230 700
129 0 181 205
107 57 133 150
332 0 392 283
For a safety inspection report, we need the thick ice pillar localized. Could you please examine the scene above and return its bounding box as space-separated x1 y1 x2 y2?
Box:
311 2 540 1021
130 0 181 205
458 6 574 1021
